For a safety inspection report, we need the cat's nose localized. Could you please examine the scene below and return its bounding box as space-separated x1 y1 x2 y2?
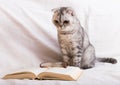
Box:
59 25 62 29
59 24 63 28
59 25 62 27
60 26 64 29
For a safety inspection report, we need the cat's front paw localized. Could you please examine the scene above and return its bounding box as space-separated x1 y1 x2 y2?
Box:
62 62 69 68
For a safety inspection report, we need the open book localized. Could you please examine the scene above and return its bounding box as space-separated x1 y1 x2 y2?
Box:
2 66 83 81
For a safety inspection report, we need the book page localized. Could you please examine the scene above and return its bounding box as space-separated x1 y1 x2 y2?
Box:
8 68 48 76
3 68 48 79
45 66 83 80
21 68 48 76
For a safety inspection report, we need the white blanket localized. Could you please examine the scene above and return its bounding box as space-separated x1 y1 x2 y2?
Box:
0 0 120 85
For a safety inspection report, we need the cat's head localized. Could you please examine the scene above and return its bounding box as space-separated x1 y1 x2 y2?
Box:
52 7 77 33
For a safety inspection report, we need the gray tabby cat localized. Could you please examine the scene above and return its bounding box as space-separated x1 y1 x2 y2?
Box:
52 7 117 69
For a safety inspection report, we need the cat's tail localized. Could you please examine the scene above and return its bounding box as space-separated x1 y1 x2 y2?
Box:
96 57 117 64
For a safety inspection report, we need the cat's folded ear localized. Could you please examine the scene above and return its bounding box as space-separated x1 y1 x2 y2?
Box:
66 7 75 16
51 7 59 13
51 7 75 16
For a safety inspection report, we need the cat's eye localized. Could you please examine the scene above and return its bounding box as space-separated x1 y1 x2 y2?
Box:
54 20 59 24
63 20 69 24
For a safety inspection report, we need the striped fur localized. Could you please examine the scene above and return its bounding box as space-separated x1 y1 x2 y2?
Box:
97 58 117 64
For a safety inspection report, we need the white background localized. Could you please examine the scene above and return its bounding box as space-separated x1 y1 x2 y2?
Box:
0 0 120 85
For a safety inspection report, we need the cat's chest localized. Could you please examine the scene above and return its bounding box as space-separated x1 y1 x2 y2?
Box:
58 34 82 47
59 35 73 44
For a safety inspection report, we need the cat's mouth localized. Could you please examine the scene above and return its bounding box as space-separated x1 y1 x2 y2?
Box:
59 30 76 35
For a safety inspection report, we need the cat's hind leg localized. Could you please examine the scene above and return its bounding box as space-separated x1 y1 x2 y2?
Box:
80 44 96 69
